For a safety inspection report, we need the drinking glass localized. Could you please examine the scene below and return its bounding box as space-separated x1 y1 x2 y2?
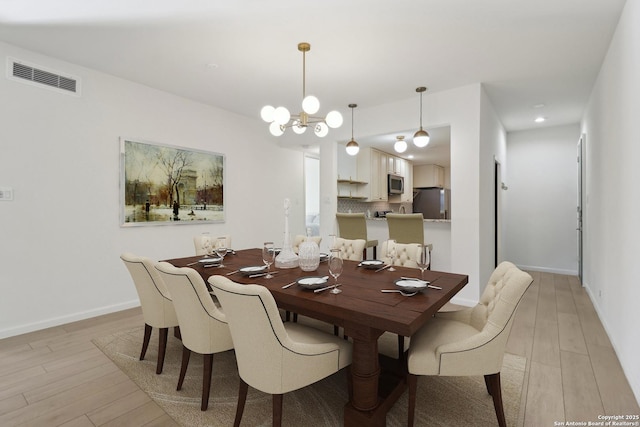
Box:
262 242 275 279
215 237 228 267
328 248 343 294
416 244 431 280
387 239 397 271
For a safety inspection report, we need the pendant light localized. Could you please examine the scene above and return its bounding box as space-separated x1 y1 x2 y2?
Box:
394 135 407 153
413 86 430 147
345 104 360 156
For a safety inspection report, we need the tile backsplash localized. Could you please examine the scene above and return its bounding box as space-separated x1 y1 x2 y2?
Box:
337 199 412 217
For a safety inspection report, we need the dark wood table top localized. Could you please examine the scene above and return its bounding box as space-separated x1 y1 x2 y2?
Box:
165 248 468 338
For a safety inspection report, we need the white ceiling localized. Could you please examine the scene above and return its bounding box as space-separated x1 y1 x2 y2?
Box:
0 0 627 164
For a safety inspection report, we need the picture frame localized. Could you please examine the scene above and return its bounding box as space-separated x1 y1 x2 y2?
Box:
120 138 225 226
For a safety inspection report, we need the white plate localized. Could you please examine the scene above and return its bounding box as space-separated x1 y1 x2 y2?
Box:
319 253 329 262
199 257 222 264
394 279 428 291
359 260 384 269
239 265 267 275
297 276 329 290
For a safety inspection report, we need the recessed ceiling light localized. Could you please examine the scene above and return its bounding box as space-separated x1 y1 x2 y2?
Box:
533 103 545 109
535 116 546 123
407 154 414 159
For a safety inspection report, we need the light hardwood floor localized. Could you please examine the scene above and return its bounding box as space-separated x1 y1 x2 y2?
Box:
1 271 638 426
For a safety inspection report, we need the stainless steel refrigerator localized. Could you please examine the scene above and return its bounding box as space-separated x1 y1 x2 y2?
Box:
412 188 451 219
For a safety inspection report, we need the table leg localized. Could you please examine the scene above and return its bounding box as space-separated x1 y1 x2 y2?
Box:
349 337 380 411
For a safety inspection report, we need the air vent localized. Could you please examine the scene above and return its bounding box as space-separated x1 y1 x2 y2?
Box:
7 57 81 96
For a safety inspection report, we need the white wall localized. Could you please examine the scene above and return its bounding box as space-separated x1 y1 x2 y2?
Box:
581 0 640 403
0 42 305 338
505 124 580 275
479 86 508 288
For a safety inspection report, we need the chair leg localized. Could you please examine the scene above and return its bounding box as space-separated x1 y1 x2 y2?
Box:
177 345 191 391
373 246 377 259
285 311 291 322
156 327 168 374
272 393 283 427
408 373 418 427
233 379 249 427
293 313 298 323
334 325 339 336
140 324 152 361
201 353 214 411
484 375 492 395
397 335 405 362
485 373 506 427
174 326 181 340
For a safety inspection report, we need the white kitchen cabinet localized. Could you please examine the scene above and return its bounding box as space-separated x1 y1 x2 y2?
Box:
387 155 413 203
413 164 445 188
356 147 388 202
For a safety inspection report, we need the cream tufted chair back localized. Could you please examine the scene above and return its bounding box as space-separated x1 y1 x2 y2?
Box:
468 261 518 331
292 235 322 254
380 240 422 268
193 234 232 255
332 237 367 261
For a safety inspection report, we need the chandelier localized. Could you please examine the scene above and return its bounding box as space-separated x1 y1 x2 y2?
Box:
261 42 343 137
413 86 430 147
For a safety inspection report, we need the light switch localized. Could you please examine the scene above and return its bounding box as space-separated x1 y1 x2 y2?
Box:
0 187 14 201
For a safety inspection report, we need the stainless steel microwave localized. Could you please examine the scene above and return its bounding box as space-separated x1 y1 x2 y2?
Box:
388 174 404 194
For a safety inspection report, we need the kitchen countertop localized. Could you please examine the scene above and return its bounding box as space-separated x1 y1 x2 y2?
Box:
365 217 451 223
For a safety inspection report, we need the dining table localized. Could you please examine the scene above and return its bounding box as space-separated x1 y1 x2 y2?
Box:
165 248 468 427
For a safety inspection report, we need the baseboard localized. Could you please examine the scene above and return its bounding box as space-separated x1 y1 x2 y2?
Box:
515 264 578 276
0 300 141 339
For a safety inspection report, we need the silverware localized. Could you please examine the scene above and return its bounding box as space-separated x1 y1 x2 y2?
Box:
225 269 240 276
314 284 341 293
203 264 222 268
249 271 278 278
427 285 442 290
282 281 297 289
381 289 418 297
186 261 200 266
374 264 391 272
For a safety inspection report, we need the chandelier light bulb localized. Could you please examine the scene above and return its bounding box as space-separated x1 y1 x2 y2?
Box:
325 110 343 128
273 106 291 125
269 121 285 136
314 122 329 137
346 139 360 156
394 136 408 153
260 105 275 123
302 95 320 114
292 120 307 134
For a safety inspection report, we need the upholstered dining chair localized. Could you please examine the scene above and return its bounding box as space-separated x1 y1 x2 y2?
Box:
332 237 367 261
120 253 179 375
336 212 378 259
379 240 423 268
406 262 533 427
154 262 234 411
292 234 322 254
193 234 232 256
386 213 425 244
208 275 353 427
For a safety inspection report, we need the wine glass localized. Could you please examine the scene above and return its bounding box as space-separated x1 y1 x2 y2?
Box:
214 237 228 267
416 244 431 280
328 248 343 294
262 242 275 279
387 239 397 271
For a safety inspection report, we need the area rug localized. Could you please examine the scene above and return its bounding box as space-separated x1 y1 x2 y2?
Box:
93 324 525 426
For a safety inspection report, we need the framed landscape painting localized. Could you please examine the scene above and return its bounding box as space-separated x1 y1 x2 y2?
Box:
120 138 225 226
